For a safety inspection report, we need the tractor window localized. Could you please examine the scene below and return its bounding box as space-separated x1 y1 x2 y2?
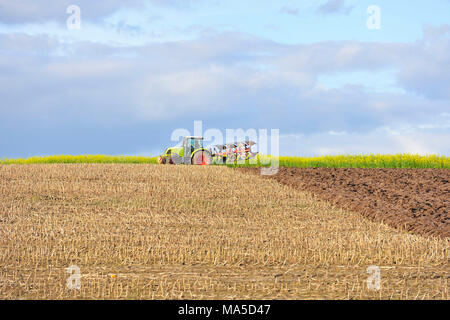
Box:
194 140 202 149
187 138 203 154
188 139 195 154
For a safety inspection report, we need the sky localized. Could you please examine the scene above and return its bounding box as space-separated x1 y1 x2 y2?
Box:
0 0 449 157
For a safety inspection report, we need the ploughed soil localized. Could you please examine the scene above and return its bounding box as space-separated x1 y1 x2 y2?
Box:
240 168 450 238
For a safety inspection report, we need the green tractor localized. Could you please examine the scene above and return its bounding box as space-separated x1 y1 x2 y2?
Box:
158 136 212 165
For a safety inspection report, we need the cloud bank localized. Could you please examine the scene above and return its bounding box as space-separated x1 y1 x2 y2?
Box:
0 1 449 157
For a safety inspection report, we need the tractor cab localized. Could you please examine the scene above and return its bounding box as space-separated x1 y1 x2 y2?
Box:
158 136 212 165
182 136 206 164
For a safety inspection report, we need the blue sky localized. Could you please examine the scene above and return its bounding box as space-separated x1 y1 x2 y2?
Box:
0 0 449 157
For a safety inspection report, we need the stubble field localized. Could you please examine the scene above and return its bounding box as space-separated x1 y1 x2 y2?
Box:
0 164 448 299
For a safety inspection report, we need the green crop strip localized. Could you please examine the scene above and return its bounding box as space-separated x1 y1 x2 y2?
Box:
0 154 448 168
226 154 450 169
0 155 159 164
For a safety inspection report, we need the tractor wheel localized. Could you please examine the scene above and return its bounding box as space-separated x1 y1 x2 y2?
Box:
158 156 167 164
192 151 212 165
170 154 182 165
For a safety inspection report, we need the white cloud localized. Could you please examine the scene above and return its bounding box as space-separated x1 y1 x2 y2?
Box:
280 129 450 156
280 6 299 16
0 0 201 24
316 0 353 15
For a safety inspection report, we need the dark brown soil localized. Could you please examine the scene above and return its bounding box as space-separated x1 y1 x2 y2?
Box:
240 167 450 238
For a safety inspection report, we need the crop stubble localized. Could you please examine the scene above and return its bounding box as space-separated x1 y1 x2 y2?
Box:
0 164 448 299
